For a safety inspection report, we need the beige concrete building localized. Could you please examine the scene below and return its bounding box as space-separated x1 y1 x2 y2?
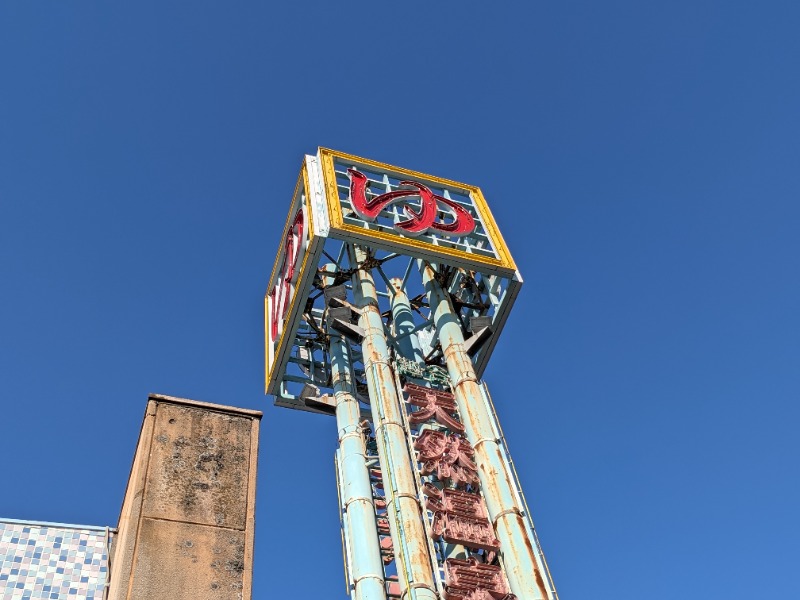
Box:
108 394 261 600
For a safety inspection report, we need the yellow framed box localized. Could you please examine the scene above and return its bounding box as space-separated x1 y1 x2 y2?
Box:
318 148 517 277
264 159 325 394
265 149 522 396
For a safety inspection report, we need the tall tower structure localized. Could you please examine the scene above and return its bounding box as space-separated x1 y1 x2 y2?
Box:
265 149 558 600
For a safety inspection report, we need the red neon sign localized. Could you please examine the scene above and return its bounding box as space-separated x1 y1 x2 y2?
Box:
424 485 500 553
444 558 514 600
269 208 305 340
348 168 476 237
415 429 479 488
405 383 465 432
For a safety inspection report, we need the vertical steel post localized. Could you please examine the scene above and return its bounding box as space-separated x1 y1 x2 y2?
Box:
331 334 388 600
389 278 424 363
421 262 549 600
352 247 439 600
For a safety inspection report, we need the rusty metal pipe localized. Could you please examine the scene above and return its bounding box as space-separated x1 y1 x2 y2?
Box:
331 335 388 600
421 262 550 600
352 246 439 600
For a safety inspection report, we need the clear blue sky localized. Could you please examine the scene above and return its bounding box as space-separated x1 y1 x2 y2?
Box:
1 2 798 598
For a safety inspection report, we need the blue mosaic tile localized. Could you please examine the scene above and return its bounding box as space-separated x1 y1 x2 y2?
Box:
0 519 112 600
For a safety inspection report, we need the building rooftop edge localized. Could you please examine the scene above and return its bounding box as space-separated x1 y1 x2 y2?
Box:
147 393 263 418
0 516 117 533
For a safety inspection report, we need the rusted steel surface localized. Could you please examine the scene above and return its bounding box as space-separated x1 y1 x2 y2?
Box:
421 264 550 600
353 247 439 600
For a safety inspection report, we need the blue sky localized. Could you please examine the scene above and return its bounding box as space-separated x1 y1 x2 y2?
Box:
1 2 798 598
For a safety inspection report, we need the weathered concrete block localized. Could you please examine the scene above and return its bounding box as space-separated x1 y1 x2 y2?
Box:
109 394 261 600
131 519 246 599
143 402 253 529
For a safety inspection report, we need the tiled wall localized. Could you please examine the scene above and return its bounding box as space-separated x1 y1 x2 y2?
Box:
0 519 112 600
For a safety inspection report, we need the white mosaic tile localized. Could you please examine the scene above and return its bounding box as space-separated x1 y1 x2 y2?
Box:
0 520 112 600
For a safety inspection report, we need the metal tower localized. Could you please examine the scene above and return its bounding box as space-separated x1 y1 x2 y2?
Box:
265 149 558 600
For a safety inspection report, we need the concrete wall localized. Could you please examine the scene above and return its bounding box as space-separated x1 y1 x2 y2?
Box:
108 394 261 600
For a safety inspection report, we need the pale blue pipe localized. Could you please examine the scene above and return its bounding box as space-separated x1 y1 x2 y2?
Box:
331 335 388 600
477 382 559 599
421 262 550 600
389 277 424 363
352 247 438 600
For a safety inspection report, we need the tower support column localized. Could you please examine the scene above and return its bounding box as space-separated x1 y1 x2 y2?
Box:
421 263 549 600
389 277 424 363
331 335 388 600
352 247 438 600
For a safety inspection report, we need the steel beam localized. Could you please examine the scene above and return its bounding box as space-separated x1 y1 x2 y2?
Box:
352 246 439 600
421 262 550 600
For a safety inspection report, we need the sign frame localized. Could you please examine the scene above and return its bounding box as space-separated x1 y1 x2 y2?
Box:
318 148 518 276
264 159 325 394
